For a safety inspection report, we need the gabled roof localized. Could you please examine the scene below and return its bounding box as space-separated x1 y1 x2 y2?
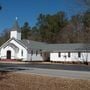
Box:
3 43 18 49
0 38 27 50
3 43 19 51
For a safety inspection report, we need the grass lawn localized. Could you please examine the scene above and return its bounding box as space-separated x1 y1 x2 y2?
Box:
0 71 90 90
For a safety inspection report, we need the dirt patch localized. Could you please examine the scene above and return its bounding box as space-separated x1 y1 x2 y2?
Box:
0 72 90 90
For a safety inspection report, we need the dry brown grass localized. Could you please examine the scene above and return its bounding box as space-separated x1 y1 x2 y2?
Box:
0 72 90 90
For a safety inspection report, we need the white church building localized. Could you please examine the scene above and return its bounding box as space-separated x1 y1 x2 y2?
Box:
0 19 90 63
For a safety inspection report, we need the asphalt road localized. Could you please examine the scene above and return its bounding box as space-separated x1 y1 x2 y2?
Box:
0 63 90 72
0 63 90 80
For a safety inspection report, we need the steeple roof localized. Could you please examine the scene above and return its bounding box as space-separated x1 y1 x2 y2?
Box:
11 17 20 31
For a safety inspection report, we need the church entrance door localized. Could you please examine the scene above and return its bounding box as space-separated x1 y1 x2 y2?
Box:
7 50 11 59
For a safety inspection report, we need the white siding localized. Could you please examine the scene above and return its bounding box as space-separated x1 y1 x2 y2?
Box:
10 31 21 40
0 46 15 59
0 39 45 61
31 54 43 61
50 52 90 62
10 40 27 60
0 39 28 61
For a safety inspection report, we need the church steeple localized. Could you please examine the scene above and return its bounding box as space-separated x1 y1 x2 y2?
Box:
12 17 20 31
10 18 21 40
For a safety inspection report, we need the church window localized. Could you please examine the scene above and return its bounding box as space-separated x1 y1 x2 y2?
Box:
36 50 38 56
58 52 61 57
40 49 42 56
21 50 23 56
78 52 81 57
68 52 70 57
31 50 33 55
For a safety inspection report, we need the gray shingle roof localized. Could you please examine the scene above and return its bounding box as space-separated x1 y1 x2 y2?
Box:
20 39 47 51
11 19 20 31
20 39 90 52
0 37 90 52
47 43 90 52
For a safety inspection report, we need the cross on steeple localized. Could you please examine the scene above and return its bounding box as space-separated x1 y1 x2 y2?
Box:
16 17 18 20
